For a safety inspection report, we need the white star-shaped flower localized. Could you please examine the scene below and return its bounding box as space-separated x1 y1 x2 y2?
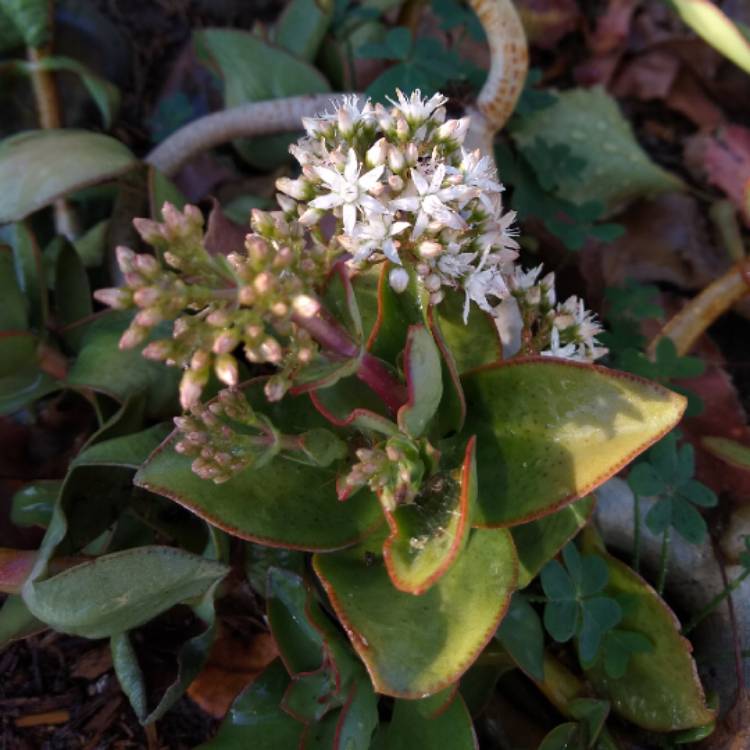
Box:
349 214 411 265
387 89 447 124
542 327 580 360
390 164 468 238
310 149 385 235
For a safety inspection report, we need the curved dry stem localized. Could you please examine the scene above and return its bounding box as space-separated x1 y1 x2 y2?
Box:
146 94 353 176
648 260 750 357
145 2 528 174
465 0 528 153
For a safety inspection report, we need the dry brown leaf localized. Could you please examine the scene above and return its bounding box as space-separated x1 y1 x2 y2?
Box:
703 125 750 226
515 0 580 49
187 626 278 719
71 646 113 681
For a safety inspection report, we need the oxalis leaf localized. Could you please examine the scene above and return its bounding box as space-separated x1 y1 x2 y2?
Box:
314 526 517 697
460 358 686 527
580 528 716 732
22 546 228 639
510 87 683 214
0 130 136 223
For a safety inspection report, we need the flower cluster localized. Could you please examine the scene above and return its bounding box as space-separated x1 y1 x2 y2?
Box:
501 265 607 362
277 91 520 320
338 434 426 511
94 90 607 423
94 203 330 407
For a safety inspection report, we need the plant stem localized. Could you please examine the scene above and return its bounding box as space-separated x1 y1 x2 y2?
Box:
292 311 407 414
633 492 641 573
648 259 750 357
657 527 671 596
710 200 746 262
682 567 750 635
26 46 80 241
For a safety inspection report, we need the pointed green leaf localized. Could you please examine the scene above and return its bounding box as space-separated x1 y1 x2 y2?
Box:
512 497 595 588
275 0 333 61
581 530 715 731
397 326 443 438
511 87 683 213
2 0 49 47
0 223 47 328
137 431 383 551
702 435 750 472
0 244 28 330
11 480 59 527
0 130 136 223
538 722 579 750
314 527 517 697
0 594 45 647
496 593 545 681
461 358 686 526
22 546 228 638
383 437 475 593
198 661 304 749
385 694 477 749
72 424 171 469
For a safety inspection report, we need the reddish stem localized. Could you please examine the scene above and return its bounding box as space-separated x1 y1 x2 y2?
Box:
292 311 407 414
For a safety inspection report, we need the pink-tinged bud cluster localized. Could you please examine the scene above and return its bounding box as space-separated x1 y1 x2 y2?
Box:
94 201 331 409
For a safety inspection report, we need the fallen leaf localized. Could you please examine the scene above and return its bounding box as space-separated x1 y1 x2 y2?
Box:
187 625 278 719
611 50 681 100
588 0 639 55
665 69 724 129
581 192 725 296
703 124 750 225
516 0 580 49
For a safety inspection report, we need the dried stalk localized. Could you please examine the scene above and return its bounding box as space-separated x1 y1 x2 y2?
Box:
648 260 750 357
145 0 529 175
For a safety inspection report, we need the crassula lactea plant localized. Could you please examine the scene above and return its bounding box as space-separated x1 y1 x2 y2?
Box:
94 91 688 725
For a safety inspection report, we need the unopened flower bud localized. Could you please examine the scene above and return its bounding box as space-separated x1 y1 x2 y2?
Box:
260 337 283 364
133 286 160 307
396 117 409 140
337 107 354 137
213 331 238 354
389 267 409 294
214 354 239 386
132 218 164 245
238 286 255 306
142 340 172 360
366 138 388 168
115 246 137 273
388 175 404 192
251 209 274 236
388 146 405 172
292 294 320 319
404 143 418 165
264 375 288 402
94 287 131 309
418 241 443 259
254 271 274 295
424 274 441 293
119 325 147 349
276 177 309 201
180 369 207 409
135 254 160 277
135 308 162 327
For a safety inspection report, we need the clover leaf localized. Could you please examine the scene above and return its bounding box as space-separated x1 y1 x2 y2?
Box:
604 281 663 321
541 543 622 667
628 432 718 545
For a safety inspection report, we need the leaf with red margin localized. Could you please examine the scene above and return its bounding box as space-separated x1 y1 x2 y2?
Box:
313 526 517 698
199 660 304 749
432 288 503 375
266 568 363 725
366 263 424 362
383 437 476 594
427 305 467 436
580 528 716 732
0 549 37 594
460 358 685 527
136 387 383 551
512 496 596 588
397 326 443 439
384 692 478 749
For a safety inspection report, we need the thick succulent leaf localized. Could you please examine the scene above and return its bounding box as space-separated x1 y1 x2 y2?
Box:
11 480 60 528
0 367 58 415
385 693 477 749
1 0 49 47
496 593 545 681
0 244 28 330
66 313 180 418
314 527 517 697
461 358 686 526
55 240 92 329
0 594 45 647
22 546 228 638
580 529 715 731
0 331 37 377
383 437 475 594
198 660 305 749
433 289 502 373
512 497 595 588
137 433 383 551
0 223 47 328
194 28 330 169
331 680 378 750
702 435 750 472
274 0 333 61
0 130 136 223
397 325 443 438
511 87 683 213
72 424 171 469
